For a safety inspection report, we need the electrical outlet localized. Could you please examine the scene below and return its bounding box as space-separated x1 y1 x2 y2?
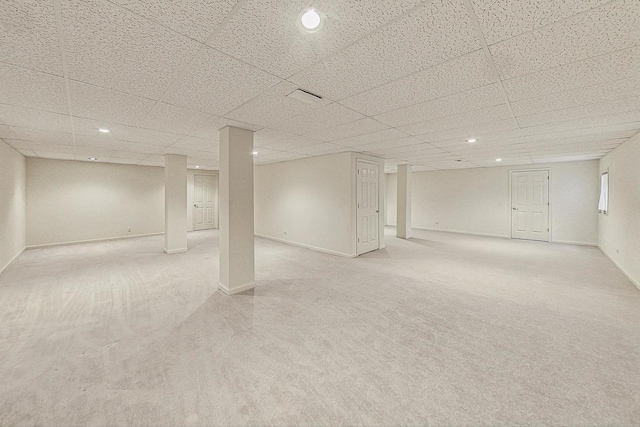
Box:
283 231 287 235
128 227 131 232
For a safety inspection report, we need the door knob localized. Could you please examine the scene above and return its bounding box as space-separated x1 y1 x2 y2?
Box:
194 204 198 208
512 207 518 210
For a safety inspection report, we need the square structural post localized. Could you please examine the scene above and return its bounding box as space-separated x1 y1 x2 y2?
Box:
397 164 412 239
218 126 255 295
164 154 188 254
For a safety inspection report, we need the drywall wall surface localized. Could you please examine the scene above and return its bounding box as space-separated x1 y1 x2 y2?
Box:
385 161 599 244
255 152 355 257
26 159 164 246
599 134 640 287
0 140 26 272
386 173 397 226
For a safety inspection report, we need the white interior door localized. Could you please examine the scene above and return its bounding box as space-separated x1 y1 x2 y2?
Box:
357 160 379 255
193 174 218 231
511 170 549 241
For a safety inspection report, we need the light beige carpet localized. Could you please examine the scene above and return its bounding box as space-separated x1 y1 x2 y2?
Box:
0 228 638 425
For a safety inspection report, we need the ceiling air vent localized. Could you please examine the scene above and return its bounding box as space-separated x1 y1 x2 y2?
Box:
287 89 322 105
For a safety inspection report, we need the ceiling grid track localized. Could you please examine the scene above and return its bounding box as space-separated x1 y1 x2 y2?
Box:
53 0 78 159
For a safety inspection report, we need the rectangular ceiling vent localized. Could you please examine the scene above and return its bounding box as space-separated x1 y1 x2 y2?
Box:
287 89 323 105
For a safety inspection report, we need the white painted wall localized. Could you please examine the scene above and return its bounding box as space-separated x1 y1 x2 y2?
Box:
255 152 384 257
598 134 640 288
386 160 599 245
26 158 165 247
0 139 26 273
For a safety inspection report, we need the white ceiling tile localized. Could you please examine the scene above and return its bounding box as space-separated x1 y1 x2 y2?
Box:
34 151 76 160
375 83 504 127
517 97 640 128
138 155 165 166
333 128 408 147
288 142 346 155
225 81 331 128
110 0 236 42
503 45 640 102
262 136 322 151
490 1 640 79
340 49 495 116
163 47 282 116
0 0 62 75
191 117 262 141
73 117 183 146
61 0 201 99
511 78 640 117
15 148 37 157
399 104 513 136
9 127 74 146
2 139 32 150
208 0 424 78
255 152 310 164
271 103 364 135
141 103 214 135
172 136 218 152
0 104 72 133
353 136 421 153
413 118 520 143
254 128 300 147
471 0 612 45
106 157 141 165
69 81 157 126
305 118 389 142
0 66 68 114
289 0 481 100
0 125 23 141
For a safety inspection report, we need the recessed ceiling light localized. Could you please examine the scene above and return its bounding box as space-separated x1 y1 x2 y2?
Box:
298 9 324 32
496 158 502 162
88 157 97 161
98 128 111 133
195 165 200 169
466 138 477 143
252 151 259 156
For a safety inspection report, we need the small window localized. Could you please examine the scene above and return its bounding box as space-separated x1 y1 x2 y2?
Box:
598 172 609 214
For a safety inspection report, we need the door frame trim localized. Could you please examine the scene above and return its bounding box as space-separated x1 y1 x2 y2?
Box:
508 168 551 242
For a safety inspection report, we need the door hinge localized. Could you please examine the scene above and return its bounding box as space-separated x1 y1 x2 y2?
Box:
547 228 549 232
357 238 360 242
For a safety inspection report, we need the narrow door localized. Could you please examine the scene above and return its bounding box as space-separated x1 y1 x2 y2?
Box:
357 160 380 255
193 174 218 231
511 170 549 241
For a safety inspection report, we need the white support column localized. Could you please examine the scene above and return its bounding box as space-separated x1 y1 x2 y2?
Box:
397 164 412 239
164 154 188 254
218 126 255 295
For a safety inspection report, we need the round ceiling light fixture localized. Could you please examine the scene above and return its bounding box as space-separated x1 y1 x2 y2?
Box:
298 9 324 33
466 138 477 143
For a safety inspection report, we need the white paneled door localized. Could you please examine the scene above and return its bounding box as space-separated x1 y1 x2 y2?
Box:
193 174 218 231
357 160 380 255
511 170 549 241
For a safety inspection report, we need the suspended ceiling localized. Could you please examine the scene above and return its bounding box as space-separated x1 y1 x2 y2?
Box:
0 0 639 172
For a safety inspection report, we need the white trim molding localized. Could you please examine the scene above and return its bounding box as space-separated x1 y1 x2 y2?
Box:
0 247 26 275
255 234 356 258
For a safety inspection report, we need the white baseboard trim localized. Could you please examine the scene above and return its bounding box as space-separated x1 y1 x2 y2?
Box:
255 234 356 258
164 248 187 255
218 282 256 295
26 232 164 249
598 247 640 291
0 247 26 275
411 226 509 239
551 239 597 247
